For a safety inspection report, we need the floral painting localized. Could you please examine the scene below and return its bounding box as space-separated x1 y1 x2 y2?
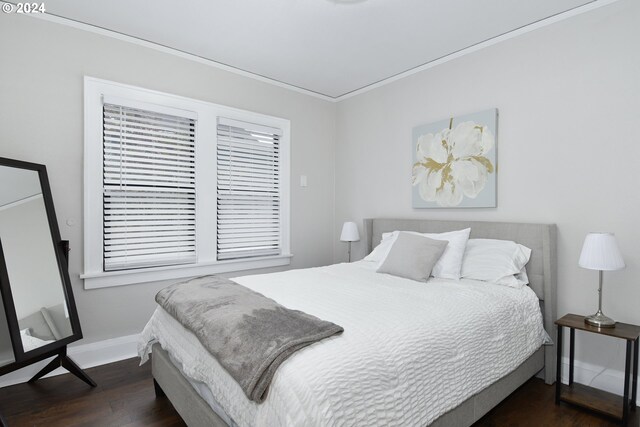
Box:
412 109 497 208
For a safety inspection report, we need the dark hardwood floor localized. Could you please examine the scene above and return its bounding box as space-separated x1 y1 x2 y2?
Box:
0 358 185 427
0 357 636 426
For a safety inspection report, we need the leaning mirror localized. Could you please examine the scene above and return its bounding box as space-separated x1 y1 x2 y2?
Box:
0 166 71 352
0 157 94 387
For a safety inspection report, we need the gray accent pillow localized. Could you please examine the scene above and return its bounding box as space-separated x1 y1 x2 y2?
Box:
42 304 73 340
376 232 448 282
41 306 62 340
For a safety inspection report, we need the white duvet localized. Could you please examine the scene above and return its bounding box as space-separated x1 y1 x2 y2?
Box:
139 261 545 427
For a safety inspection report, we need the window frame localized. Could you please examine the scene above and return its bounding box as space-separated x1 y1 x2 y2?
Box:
82 77 291 289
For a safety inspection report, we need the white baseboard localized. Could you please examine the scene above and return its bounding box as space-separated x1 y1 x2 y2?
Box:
0 333 139 388
560 356 639 406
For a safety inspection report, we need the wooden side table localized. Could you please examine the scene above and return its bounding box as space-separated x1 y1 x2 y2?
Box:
555 313 640 425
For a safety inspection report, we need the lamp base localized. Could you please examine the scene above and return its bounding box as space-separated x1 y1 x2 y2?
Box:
584 311 616 328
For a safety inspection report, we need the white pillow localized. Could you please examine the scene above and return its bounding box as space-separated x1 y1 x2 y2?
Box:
490 266 529 288
461 238 531 288
363 233 395 262
19 327 54 352
364 228 471 280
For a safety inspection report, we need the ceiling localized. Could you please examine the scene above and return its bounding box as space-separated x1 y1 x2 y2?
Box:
42 0 595 99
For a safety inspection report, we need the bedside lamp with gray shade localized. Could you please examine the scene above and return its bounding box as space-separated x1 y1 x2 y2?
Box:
579 232 626 328
340 221 360 262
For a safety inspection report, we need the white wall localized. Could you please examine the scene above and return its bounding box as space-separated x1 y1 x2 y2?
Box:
0 14 336 344
335 0 639 378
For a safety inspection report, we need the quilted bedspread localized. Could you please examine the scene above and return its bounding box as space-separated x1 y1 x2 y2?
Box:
139 261 545 426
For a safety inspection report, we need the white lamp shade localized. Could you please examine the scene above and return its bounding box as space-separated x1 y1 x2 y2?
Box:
578 232 625 271
340 221 360 242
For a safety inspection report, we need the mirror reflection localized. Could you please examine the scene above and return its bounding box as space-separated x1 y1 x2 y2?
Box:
0 166 72 354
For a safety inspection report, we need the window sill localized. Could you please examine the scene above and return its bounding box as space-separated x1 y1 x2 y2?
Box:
81 254 293 289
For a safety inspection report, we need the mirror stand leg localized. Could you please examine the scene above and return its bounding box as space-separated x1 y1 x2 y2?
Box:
28 355 62 383
27 347 97 387
60 353 97 387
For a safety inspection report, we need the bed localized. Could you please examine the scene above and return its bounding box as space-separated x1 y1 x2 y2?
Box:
140 218 557 426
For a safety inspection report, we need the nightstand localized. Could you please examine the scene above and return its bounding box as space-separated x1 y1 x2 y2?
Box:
555 313 640 425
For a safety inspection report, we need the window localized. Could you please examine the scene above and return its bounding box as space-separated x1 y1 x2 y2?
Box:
83 78 290 289
103 102 197 271
216 118 282 260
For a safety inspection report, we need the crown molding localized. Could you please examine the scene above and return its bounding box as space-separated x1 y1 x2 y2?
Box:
5 6 335 102
334 0 621 101
3 0 621 102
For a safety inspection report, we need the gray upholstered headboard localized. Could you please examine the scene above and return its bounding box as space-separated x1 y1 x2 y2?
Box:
363 218 557 384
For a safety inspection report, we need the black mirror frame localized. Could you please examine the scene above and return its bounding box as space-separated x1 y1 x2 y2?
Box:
0 157 83 376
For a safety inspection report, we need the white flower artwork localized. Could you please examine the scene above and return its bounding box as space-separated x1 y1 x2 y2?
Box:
412 109 497 208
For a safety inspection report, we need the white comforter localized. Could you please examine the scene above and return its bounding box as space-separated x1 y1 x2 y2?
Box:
139 261 545 427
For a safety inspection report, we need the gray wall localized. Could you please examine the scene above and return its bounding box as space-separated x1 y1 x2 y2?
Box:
0 14 336 344
335 0 640 373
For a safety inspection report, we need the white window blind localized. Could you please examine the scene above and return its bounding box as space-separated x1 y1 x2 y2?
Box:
103 102 197 271
216 118 282 260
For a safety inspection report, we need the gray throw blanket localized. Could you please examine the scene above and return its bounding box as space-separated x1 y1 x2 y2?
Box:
155 275 344 403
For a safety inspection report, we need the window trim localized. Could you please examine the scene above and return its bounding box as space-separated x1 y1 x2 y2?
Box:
82 77 291 289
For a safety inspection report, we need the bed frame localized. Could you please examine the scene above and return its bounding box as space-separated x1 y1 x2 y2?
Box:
152 218 557 427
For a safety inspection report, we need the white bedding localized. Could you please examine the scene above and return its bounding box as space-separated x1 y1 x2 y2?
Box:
139 261 546 427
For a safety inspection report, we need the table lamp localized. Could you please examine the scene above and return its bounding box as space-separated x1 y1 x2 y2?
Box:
578 232 625 328
340 222 360 262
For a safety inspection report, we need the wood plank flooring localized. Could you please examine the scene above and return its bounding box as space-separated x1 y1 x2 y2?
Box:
0 358 185 427
0 357 636 426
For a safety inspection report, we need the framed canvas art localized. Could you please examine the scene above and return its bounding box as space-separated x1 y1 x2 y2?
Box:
412 108 497 208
